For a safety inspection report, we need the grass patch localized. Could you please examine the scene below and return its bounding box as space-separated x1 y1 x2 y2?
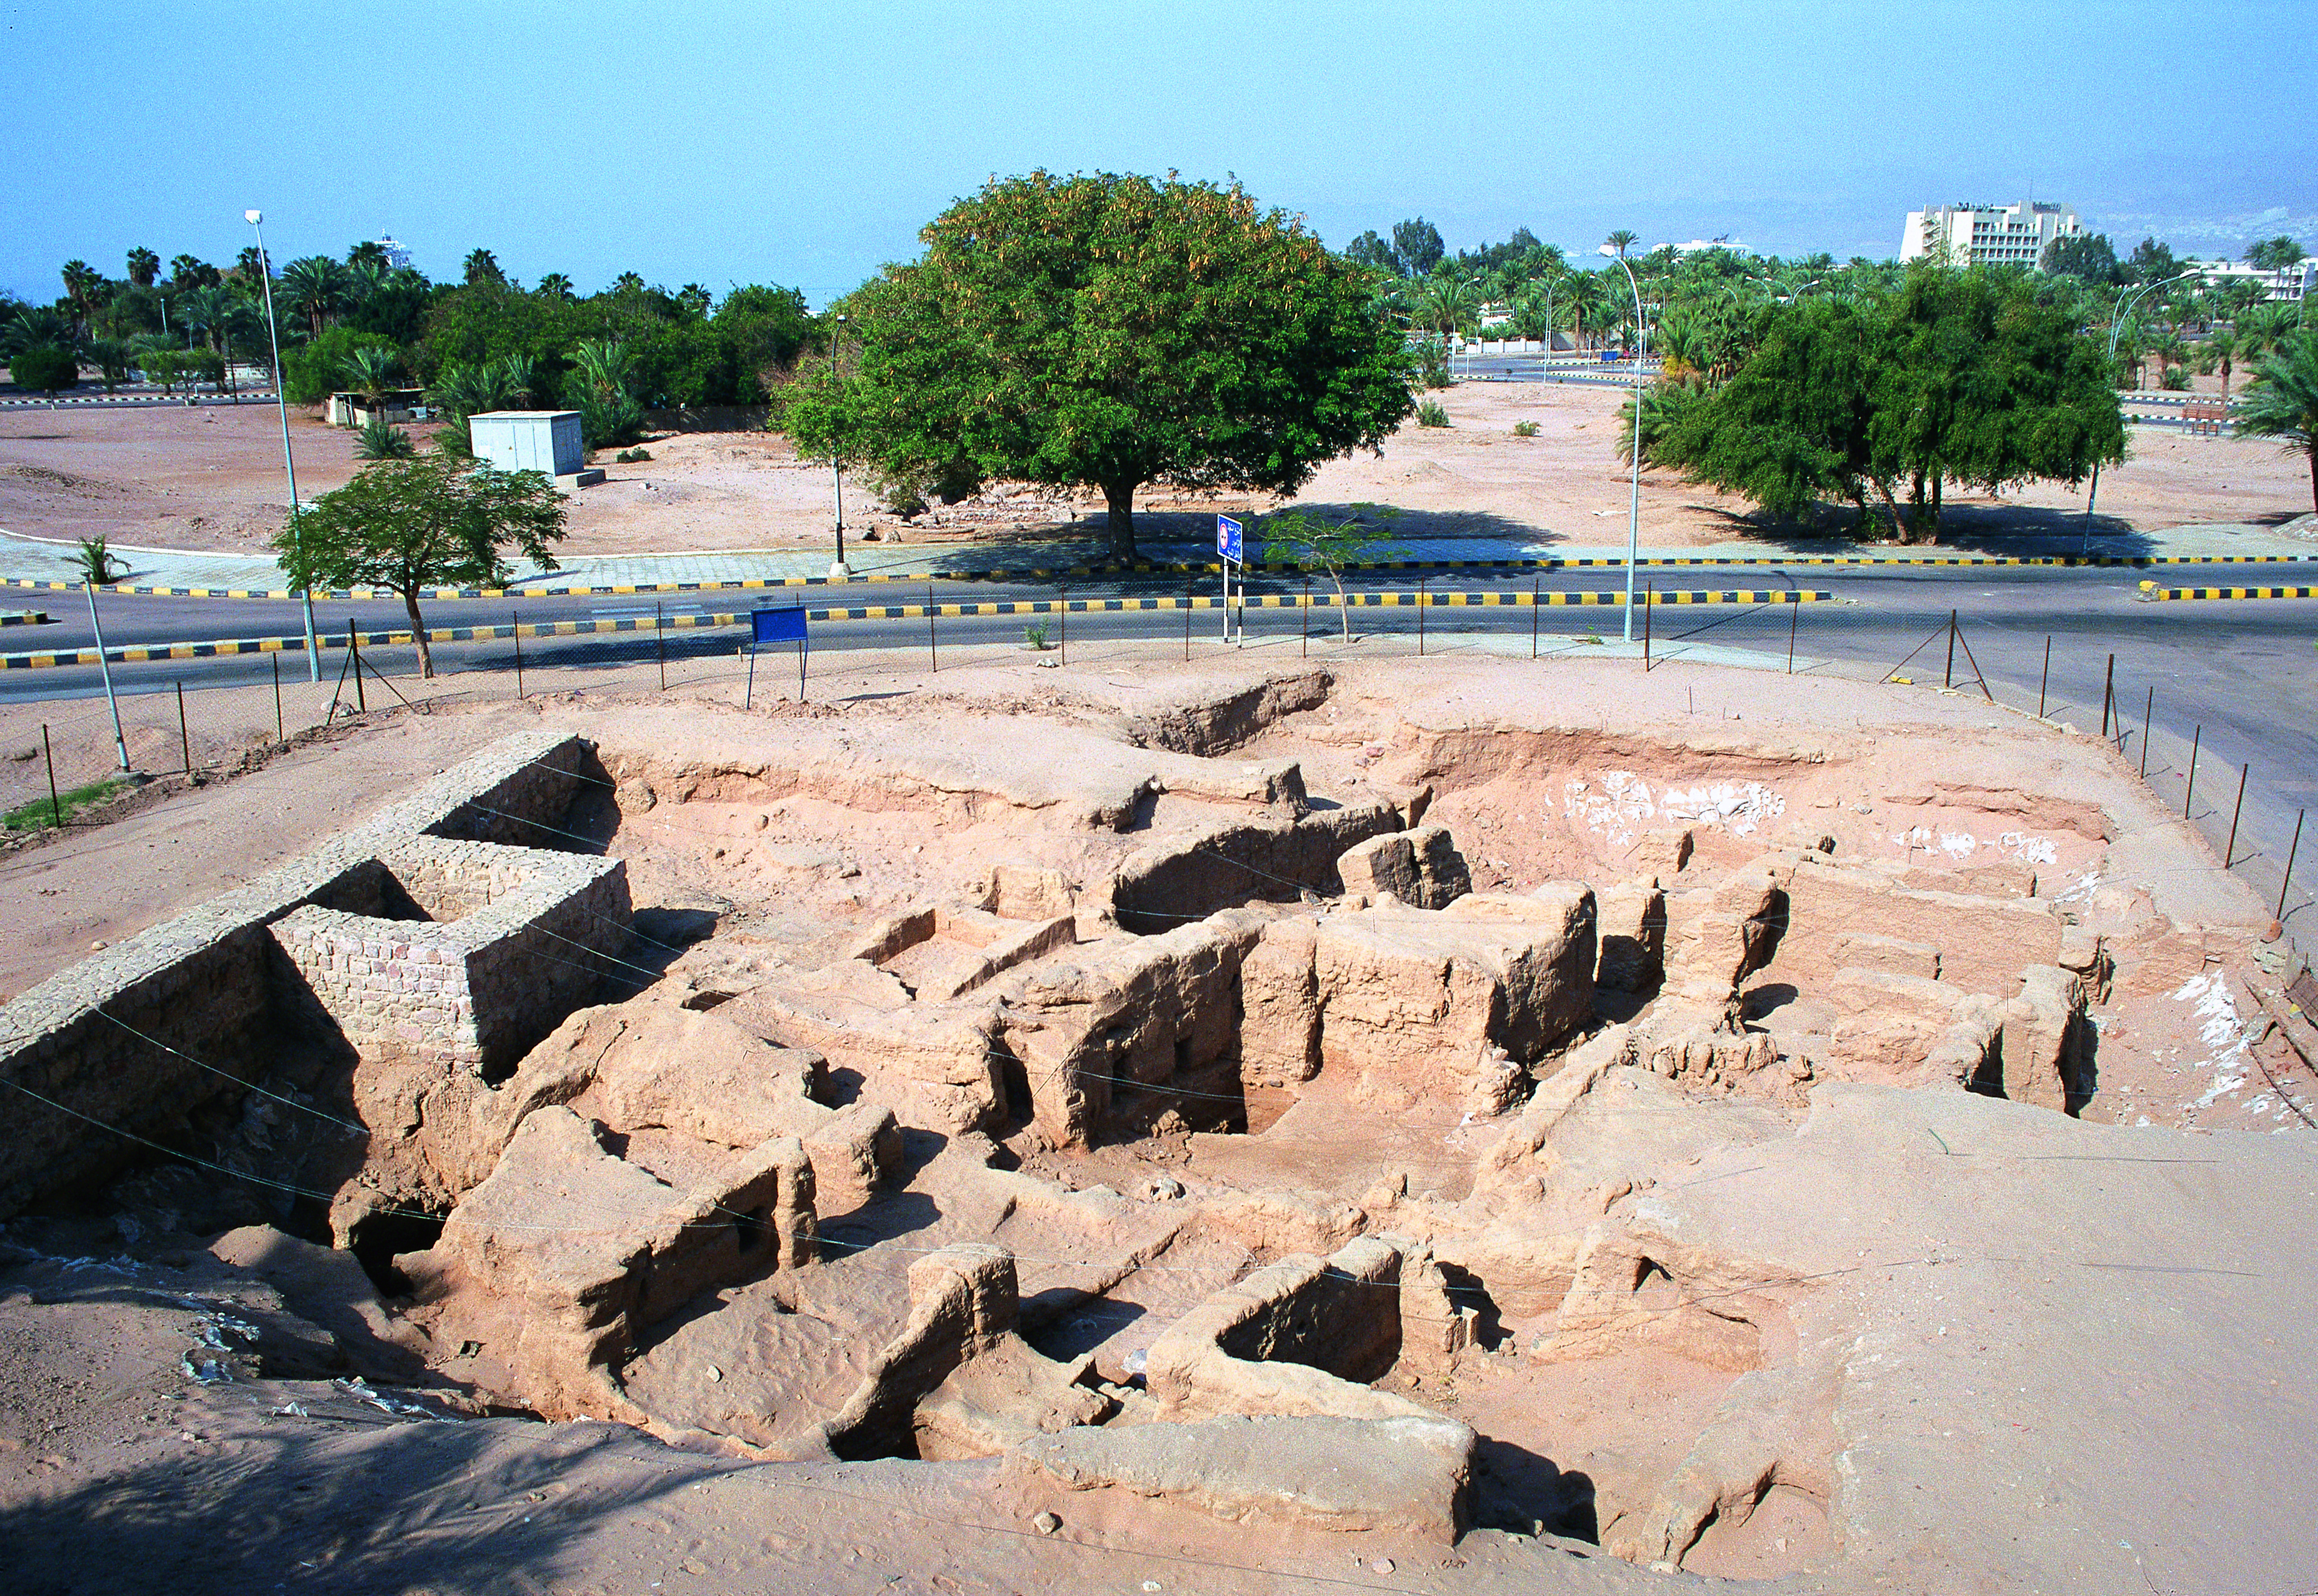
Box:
4 775 131 834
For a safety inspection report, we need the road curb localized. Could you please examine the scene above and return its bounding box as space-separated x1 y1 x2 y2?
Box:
8 551 2300 603
2137 583 2318 602
0 590 1836 669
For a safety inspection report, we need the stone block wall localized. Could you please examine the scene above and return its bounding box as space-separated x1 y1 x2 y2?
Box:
0 731 610 1217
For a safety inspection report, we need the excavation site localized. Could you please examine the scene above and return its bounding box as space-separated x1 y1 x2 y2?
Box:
4 653 2314 1595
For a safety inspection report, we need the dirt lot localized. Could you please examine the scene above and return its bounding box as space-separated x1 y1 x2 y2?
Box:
3 379 2309 561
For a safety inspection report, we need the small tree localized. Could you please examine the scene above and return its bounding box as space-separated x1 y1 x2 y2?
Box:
1261 502 1401 640
276 455 566 678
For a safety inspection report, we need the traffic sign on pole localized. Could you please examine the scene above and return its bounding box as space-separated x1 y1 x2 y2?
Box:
1216 515 1243 563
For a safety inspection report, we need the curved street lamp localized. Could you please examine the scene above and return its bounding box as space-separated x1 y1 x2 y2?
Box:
246 209 321 679
1601 242 1647 641
2083 271 2198 547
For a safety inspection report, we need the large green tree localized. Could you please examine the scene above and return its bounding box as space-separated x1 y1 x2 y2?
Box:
786 172 1415 558
1649 265 2124 542
2233 329 2318 513
275 454 565 678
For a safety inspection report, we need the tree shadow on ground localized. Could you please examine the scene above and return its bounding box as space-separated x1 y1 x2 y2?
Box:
1117 506 1562 552
0 1412 709 1596
1692 502 2156 557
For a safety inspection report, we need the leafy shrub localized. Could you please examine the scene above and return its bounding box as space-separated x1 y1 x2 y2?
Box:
9 346 79 395
2160 367 2190 390
1416 399 1450 428
75 537 122 584
285 327 403 405
614 447 653 463
356 419 415 460
1023 620 1052 650
1512 420 1539 437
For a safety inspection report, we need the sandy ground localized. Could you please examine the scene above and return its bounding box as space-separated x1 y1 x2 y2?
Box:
3 381 2310 563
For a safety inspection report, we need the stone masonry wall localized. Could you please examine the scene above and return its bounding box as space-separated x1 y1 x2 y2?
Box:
0 731 604 1217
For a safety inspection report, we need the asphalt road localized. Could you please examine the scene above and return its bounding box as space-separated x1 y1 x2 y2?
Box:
7 563 2313 944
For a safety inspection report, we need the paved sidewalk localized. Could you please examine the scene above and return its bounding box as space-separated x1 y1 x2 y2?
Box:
5 517 2311 598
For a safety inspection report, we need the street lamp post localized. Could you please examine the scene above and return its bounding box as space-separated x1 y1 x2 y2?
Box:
246 210 320 681
1601 242 1647 642
2085 271 2198 549
828 312 851 581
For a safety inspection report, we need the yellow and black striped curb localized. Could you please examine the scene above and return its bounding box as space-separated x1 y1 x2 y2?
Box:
1 611 50 626
0 590 1836 669
9 551 2307 602
2137 582 2318 602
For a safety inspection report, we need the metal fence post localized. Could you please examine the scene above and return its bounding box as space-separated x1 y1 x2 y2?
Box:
2281 810 2306 923
2226 763 2249 867
656 599 667 691
2100 653 2115 739
348 619 364 713
2038 636 2050 718
1531 577 1540 659
512 610 524 699
272 653 283 743
927 584 937 673
176 681 190 773
1944 610 1957 690
1059 584 1068 665
42 723 60 827
2140 686 2154 777
1787 593 1799 675
2184 725 2201 819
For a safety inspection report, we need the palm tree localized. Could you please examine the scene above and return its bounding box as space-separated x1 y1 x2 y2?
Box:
346 240 390 271
1605 229 1638 259
176 285 235 356
125 247 160 288
464 249 505 287
279 257 348 337
344 258 389 310
60 260 101 330
536 272 575 301
341 345 400 403
1559 270 1605 351
2233 330 2318 513
1411 276 1476 341
2207 329 2239 404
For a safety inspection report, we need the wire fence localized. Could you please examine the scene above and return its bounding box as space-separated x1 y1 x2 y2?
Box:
2 594 2309 975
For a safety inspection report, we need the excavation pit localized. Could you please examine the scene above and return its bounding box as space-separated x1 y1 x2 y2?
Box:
2 655 2299 1585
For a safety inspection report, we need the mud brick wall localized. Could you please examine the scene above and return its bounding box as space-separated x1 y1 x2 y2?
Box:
270 839 630 1073
0 731 603 1217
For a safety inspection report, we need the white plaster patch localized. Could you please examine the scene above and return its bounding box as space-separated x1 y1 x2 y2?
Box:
2172 970 2253 1108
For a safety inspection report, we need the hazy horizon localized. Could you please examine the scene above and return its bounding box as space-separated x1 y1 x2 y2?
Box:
4 0 2313 308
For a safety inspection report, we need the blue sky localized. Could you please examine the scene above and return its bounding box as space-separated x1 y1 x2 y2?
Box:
4 0 2313 306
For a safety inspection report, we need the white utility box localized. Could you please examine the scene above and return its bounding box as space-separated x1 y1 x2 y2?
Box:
469 410 585 478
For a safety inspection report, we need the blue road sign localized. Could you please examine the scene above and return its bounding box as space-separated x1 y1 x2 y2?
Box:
1217 515 1243 563
751 605 808 645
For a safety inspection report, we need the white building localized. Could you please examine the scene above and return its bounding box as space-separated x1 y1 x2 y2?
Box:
372 235 413 272
2186 256 2314 302
1900 202 2085 270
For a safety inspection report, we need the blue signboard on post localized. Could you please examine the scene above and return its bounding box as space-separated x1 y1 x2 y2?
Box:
751 605 808 645
746 605 810 707
1216 515 1243 564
